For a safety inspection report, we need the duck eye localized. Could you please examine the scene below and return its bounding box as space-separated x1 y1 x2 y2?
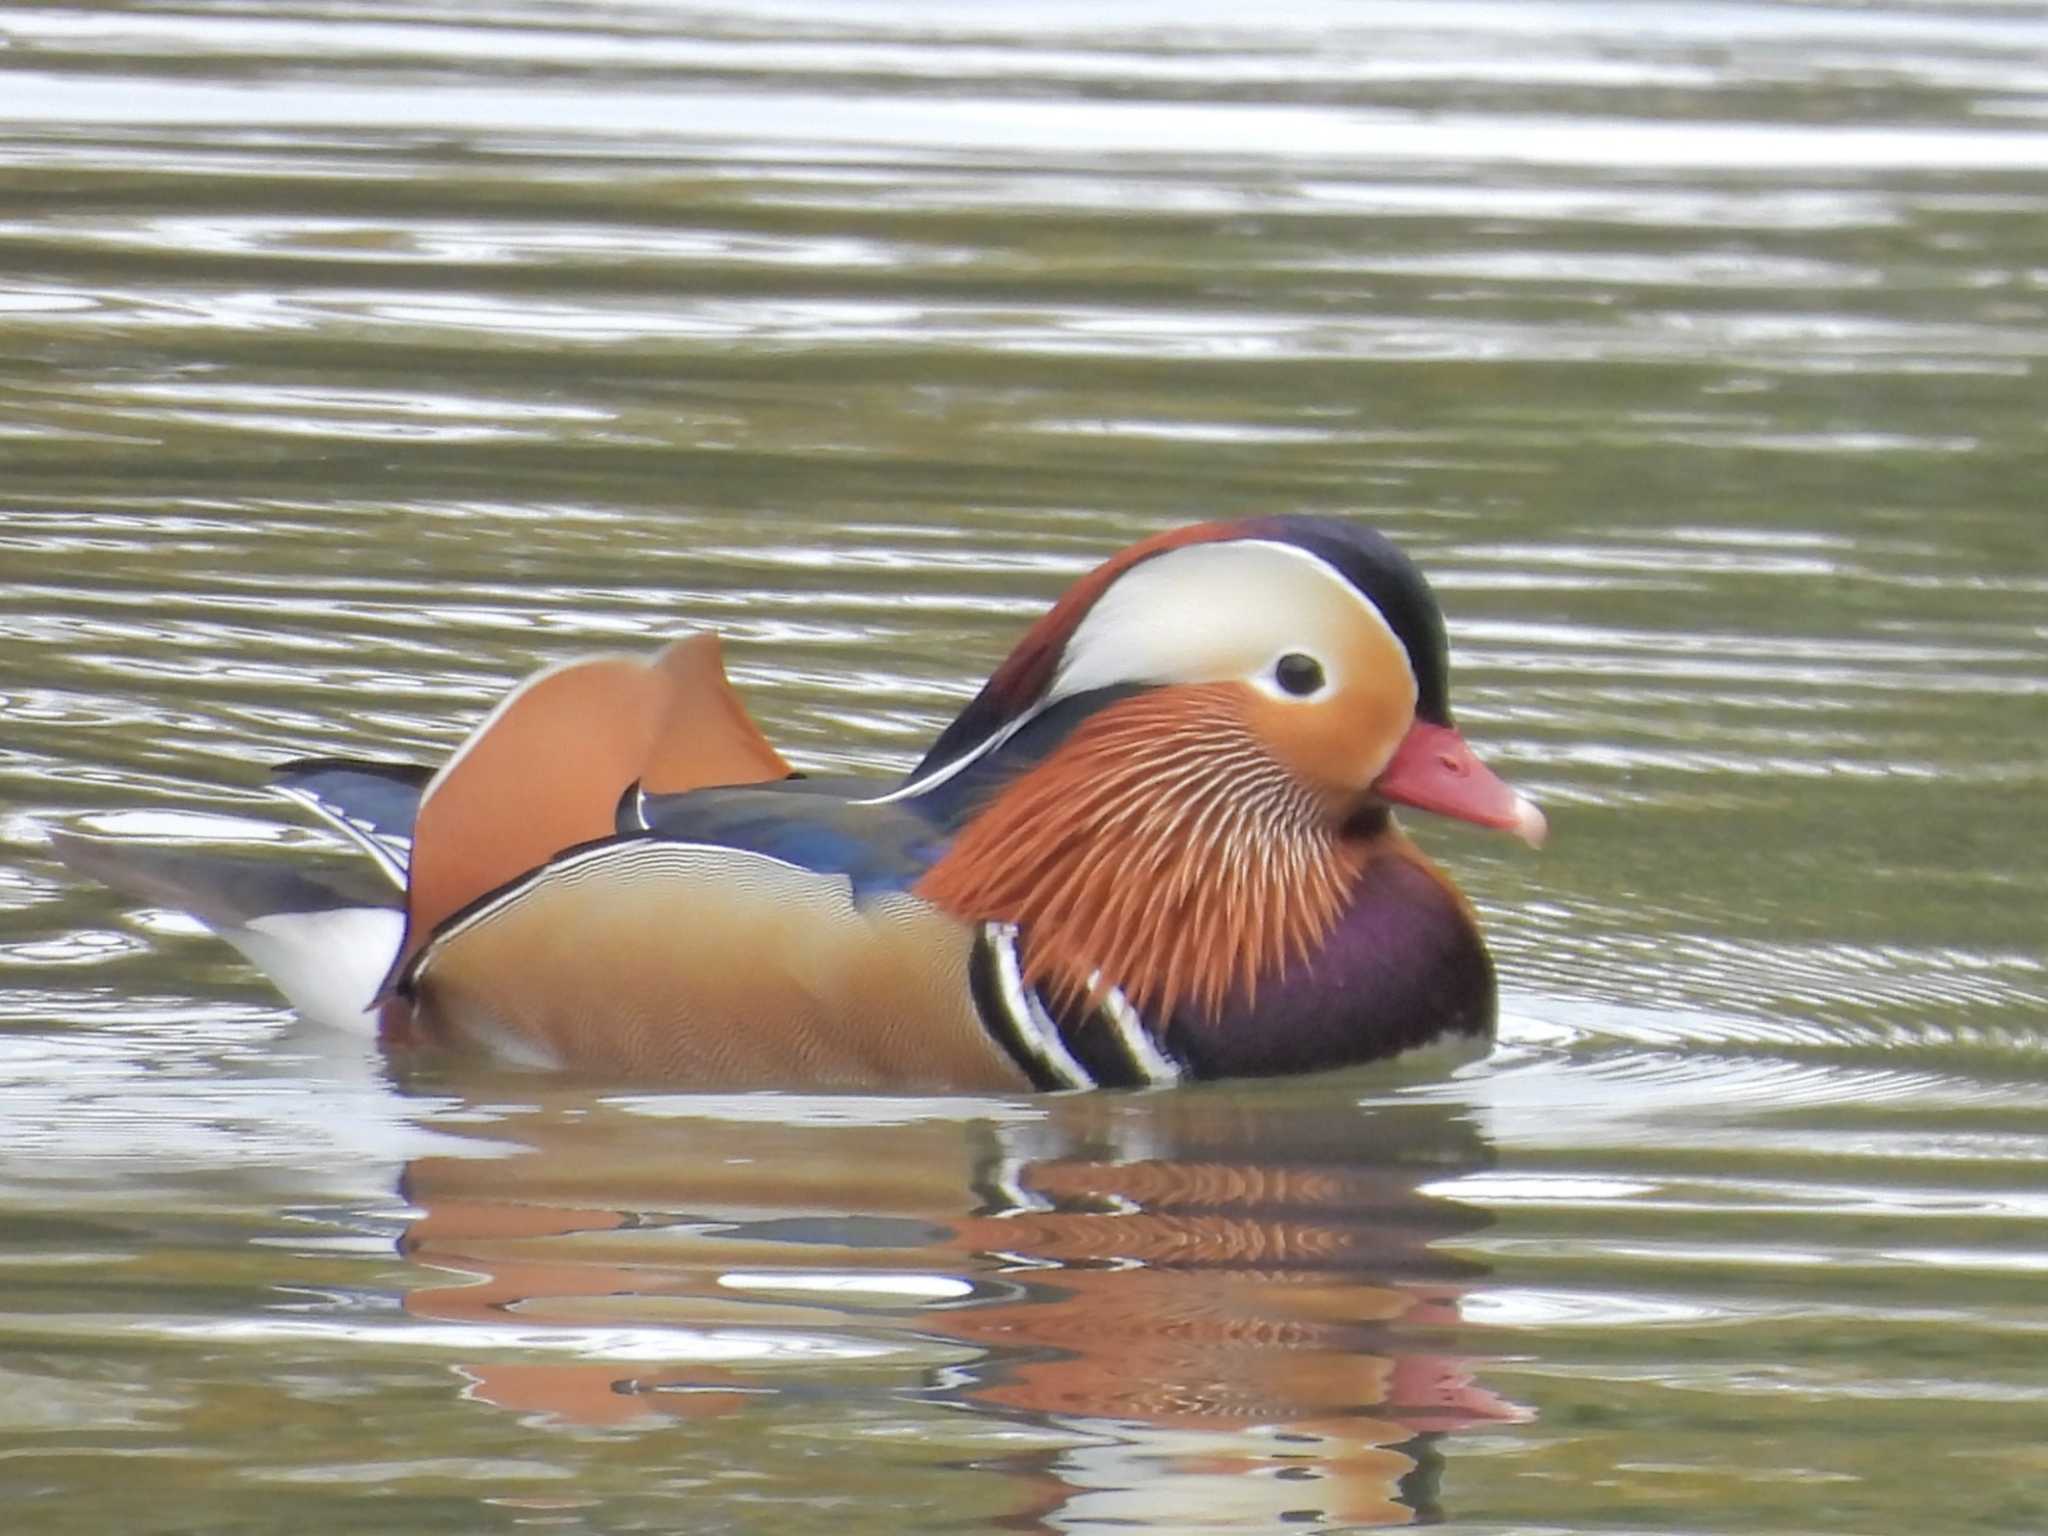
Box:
1273 652 1326 697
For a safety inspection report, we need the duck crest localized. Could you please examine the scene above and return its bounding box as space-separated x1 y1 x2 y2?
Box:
909 520 1248 787
915 683 1363 1027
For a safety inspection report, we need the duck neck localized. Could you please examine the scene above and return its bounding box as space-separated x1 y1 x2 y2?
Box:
914 685 1365 1026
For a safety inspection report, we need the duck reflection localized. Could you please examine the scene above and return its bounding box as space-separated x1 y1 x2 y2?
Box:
397 1081 1524 1528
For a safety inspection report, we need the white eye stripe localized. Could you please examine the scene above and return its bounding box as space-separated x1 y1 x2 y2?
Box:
1053 539 1412 706
860 538 1414 808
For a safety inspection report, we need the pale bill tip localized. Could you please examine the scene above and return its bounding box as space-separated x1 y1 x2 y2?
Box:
1512 793 1549 849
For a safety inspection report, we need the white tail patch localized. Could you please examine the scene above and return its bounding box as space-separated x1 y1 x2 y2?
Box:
231 908 405 1033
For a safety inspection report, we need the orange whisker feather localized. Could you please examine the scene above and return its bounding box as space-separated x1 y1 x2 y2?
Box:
915 686 1364 1026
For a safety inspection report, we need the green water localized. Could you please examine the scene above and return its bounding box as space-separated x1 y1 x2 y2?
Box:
3 3 2045 1531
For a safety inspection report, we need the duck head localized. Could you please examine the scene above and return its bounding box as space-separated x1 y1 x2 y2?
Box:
907 516 1544 1035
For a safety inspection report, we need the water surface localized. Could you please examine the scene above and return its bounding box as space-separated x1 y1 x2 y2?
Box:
2 2 2045 1532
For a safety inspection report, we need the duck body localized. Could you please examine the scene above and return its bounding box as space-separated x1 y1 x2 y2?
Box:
58 516 1543 1090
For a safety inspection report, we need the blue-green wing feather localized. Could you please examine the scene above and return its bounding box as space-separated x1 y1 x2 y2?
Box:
628 780 950 896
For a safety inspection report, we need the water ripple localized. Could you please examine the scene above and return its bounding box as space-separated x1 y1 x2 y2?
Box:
1 5 2043 1526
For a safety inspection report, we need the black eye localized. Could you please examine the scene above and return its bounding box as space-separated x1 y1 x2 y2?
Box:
1273 652 1325 697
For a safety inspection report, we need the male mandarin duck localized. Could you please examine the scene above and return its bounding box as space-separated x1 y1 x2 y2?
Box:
57 516 1545 1090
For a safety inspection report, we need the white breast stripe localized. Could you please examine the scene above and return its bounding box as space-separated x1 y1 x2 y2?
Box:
1090 975 1184 1088
988 923 1094 1091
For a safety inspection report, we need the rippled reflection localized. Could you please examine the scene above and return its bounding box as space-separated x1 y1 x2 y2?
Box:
397 1088 1518 1529
4 0 2047 1529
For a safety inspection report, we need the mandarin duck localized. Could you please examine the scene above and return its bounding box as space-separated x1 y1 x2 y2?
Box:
56 517 1545 1090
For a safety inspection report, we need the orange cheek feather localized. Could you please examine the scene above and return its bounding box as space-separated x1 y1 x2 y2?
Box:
1237 622 1417 800
915 686 1362 1025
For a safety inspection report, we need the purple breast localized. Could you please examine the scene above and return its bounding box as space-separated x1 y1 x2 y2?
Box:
1163 855 1495 1080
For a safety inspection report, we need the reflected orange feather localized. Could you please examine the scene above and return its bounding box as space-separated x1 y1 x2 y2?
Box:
916 685 1365 1024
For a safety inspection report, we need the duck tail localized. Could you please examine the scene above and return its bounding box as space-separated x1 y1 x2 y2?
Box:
48 829 402 1033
